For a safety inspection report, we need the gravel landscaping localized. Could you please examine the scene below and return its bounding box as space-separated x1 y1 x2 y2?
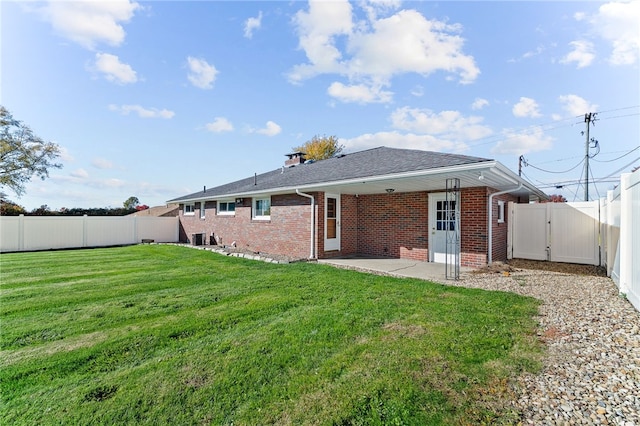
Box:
452 262 640 426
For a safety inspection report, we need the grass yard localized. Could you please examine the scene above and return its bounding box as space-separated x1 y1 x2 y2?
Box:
0 245 542 425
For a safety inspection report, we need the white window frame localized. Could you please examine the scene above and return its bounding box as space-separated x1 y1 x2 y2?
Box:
217 200 236 216
200 202 206 219
184 204 195 216
252 197 271 220
497 200 505 223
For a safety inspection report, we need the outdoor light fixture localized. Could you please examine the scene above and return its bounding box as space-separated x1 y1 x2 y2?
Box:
478 172 485 181
235 198 244 204
385 188 395 194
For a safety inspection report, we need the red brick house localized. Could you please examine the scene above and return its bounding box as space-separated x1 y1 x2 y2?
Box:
168 147 546 267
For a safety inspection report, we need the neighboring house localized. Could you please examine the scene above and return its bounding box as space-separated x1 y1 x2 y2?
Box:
168 147 547 267
127 204 180 217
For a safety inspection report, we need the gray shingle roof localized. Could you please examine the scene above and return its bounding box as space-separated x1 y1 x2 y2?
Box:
169 146 492 202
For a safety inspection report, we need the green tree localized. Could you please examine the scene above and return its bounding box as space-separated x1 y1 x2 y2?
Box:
0 192 26 215
0 106 62 196
292 135 343 161
123 196 140 210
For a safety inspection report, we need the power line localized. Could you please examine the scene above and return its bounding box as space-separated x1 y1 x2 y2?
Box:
525 158 585 174
592 145 640 163
594 105 640 115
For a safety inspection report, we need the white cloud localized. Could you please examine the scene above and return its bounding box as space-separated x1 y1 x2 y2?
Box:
92 158 114 169
58 146 75 163
93 53 137 84
343 106 494 153
205 117 234 133
108 104 175 119
410 85 424 97
289 2 478 104
327 82 392 103
492 127 554 155
574 11 586 21
512 97 542 118
557 94 598 117
244 11 262 39
187 57 218 89
391 107 493 142
561 40 595 68
508 45 546 63
342 131 463 153
471 98 489 110
70 168 89 179
591 1 640 65
40 0 140 50
255 121 282 136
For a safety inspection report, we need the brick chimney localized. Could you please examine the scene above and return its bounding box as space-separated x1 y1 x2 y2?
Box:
285 152 306 167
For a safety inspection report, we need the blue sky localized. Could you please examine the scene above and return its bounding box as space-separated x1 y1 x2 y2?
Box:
2 0 639 210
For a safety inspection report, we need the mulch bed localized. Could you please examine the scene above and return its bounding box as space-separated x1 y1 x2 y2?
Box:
473 259 608 277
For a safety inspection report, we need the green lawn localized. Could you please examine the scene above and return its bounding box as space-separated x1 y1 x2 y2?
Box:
0 245 541 425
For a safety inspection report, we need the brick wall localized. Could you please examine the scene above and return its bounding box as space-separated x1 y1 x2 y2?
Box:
489 191 518 263
460 187 488 267
178 187 523 267
178 194 314 259
356 192 429 261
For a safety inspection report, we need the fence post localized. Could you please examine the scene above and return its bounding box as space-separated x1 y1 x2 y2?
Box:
83 215 88 247
619 173 632 295
18 214 25 251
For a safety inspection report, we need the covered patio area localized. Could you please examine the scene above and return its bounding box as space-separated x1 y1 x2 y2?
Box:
318 255 475 283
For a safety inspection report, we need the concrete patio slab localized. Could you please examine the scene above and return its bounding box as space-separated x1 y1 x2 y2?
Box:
317 256 474 283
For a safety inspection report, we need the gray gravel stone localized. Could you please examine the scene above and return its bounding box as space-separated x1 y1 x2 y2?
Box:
449 269 640 425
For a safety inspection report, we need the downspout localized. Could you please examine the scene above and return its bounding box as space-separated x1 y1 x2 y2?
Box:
296 189 315 259
488 183 523 264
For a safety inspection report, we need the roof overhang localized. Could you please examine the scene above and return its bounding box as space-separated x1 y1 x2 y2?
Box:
172 161 547 203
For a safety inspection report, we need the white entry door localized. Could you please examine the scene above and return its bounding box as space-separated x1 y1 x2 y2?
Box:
429 193 458 263
324 194 341 251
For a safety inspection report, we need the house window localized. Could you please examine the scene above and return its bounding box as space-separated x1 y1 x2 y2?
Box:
497 200 505 223
217 200 236 215
200 202 206 219
184 204 195 215
436 200 457 231
253 197 271 220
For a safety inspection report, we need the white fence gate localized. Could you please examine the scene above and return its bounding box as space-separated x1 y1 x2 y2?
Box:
508 201 600 266
0 215 179 252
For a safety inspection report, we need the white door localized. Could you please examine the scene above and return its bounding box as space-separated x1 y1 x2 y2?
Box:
429 193 457 263
324 194 341 251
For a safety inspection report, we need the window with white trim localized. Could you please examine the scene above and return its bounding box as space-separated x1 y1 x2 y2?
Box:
184 204 195 215
497 200 505 223
253 197 271 220
200 202 206 219
217 200 236 215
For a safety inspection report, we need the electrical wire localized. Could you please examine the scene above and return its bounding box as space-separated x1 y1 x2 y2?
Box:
592 145 640 163
589 166 601 200
594 105 640 115
525 158 585 174
599 157 640 180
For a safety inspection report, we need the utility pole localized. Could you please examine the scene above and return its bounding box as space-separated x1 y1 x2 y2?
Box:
518 155 524 177
583 113 595 201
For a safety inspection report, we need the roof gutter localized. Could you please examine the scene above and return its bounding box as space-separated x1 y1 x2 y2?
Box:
296 189 315 260
487 183 523 264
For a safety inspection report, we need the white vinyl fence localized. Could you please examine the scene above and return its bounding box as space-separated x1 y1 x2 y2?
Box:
508 170 639 312
508 201 600 266
0 215 178 252
600 172 640 312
